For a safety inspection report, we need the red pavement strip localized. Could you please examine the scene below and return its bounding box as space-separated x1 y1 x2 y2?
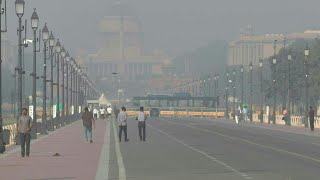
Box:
0 119 107 180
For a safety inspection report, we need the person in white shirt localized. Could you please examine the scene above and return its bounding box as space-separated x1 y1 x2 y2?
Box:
117 106 129 142
136 106 148 141
107 105 113 118
100 107 105 119
93 108 98 119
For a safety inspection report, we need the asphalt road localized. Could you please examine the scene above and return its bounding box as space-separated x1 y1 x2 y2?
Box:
107 117 320 180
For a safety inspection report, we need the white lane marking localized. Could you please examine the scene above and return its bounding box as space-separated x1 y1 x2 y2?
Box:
163 119 320 164
147 124 252 179
95 120 111 180
112 119 127 180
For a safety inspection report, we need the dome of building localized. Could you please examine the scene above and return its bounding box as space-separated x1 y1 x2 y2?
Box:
106 1 137 17
98 2 142 33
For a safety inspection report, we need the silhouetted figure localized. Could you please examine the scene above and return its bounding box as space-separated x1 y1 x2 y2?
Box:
82 107 95 143
309 106 315 131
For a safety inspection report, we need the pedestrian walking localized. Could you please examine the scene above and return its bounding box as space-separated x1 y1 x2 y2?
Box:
82 107 95 143
93 108 98 120
118 106 129 142
282 107 288 125
242 106 248 122
16 108 34 157
136 107 148 141
100 106 106 119
309 106 315 131
115 108 120 120
107 105 113 119
235 106 241 124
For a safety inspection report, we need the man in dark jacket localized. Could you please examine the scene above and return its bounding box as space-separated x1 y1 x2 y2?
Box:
309 106 315 131
82 107 95 143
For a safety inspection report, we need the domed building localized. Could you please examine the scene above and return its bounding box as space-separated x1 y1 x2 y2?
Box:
83 2 171 85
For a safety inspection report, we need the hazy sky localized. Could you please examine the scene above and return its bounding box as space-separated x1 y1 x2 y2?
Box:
5 0 320 56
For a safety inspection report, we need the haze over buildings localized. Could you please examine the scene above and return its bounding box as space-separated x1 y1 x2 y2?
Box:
2 0 320 57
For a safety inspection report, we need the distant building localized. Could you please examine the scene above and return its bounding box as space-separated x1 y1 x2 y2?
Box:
78 2 171 82
228 26 320 66
76 2 172 98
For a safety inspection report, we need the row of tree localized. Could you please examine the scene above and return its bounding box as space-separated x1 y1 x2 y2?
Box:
264 39 320 114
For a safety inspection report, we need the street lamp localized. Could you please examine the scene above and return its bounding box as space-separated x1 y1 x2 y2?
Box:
194 80 198 96
259 59 263 123
287 52 292 126
15 0 25 128
30 8 39 139
70 59 74 117
41 23 49 134
272 57 277 124
203 79 206 96
15 0 25 17
48 32 55 131
0 0 7 153
225 72 229 118
199 80 202 96
214 74 217 117
72 62 77 116
249 62 253 122
232 69 236 120
78 68 82 112
208 76 211 96
216 73 219 114
65 51 70 123
240 65 244 119
60 46 66 126
55 39 61 128
304 43 309 128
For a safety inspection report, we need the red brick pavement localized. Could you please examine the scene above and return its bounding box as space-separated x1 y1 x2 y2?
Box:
0 119 106 180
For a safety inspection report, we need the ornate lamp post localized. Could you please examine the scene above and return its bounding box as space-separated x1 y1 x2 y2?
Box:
232 69 236 120
225 72 229 118
208 76 211 96
272 57 277 124
65 51 70 123
240 65 244 119
304 43 309 128
60 46 66 126
48 32 55 131
54 40 61 128
15 0 25 127
249 62 253 122
259 59 263 123
287 52 292 125
41 23 49 134
30 8 39 138
0 0 7 152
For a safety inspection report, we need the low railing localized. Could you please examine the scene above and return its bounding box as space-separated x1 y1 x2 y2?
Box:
251 114 319 128
127 108 319 130
127 107 225 117
2 113 81 148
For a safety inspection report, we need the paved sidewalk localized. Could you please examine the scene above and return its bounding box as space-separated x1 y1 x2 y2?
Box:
0 119 107 180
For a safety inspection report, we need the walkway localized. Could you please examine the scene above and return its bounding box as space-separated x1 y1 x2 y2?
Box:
0 119 108 180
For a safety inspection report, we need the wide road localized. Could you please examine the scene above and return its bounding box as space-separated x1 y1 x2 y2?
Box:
108 116 320 180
